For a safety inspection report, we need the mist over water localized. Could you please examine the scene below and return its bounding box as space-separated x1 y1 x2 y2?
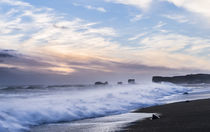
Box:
0 83 189 132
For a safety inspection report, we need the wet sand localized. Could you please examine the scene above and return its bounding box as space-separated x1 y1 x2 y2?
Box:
30 113 152 132
122 98 210 132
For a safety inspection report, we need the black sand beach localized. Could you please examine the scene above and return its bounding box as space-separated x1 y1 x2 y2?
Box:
122 98 210 132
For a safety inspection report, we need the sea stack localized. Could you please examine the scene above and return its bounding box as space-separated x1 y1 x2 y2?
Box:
128 79 135 84
95 81 108 85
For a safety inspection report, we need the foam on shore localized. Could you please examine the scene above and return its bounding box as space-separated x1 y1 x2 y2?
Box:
0 83 189 131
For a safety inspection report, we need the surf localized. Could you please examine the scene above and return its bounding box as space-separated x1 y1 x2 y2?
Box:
0 83 189 132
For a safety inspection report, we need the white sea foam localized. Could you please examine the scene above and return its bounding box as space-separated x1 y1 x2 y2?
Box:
0 83 189 132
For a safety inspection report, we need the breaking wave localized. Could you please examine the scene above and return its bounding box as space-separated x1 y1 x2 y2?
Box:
0 83 189 131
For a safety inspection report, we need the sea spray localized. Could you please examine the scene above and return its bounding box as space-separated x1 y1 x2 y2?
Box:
0 83 189 131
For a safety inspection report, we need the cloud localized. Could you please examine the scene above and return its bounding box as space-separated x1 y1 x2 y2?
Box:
85 5 107 13
0 0 210 84
0 0 123 74
0 49 184 84
138 33 210 70
153 21 166 28
73 3 106 13
128 32 147 41
0 51 14 58
0 50 63 73
140 33 210 53
164 0 210 21
162 14 189 23
105 0 210 23
105 0 210 24
130 14 143 22
0 0 31 7
105 0 153 10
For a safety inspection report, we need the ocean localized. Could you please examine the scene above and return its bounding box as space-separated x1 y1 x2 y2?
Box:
0 83 209 132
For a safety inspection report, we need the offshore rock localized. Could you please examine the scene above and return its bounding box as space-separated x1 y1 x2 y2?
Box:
117 82 123 85
128 79 135 84
95 81 108 85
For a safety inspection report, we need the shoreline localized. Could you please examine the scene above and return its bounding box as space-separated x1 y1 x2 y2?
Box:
29 83 210 132
30 113 152 132
121 98 210 132
30 98 210 132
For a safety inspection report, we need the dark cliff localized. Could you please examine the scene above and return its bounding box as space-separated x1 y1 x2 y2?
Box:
152 74 210 84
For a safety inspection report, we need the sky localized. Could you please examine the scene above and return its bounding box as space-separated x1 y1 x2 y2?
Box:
0 0 210 85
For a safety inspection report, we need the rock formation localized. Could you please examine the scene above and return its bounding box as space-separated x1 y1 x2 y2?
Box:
128 79 135 84
95 81 108 85
152 74 210 84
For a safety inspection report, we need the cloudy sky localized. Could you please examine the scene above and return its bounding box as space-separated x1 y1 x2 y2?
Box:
0 0 210 84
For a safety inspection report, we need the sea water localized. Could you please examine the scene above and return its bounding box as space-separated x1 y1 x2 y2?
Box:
0 82 204 132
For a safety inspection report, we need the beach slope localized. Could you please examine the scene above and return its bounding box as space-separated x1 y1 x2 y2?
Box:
122 99 210 132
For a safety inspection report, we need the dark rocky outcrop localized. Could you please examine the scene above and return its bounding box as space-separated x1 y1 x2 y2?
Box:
151 114 160 120
128 79 135 84
117 82 123 85
152 74 210 84
183 92 189 95
95 81 108 85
